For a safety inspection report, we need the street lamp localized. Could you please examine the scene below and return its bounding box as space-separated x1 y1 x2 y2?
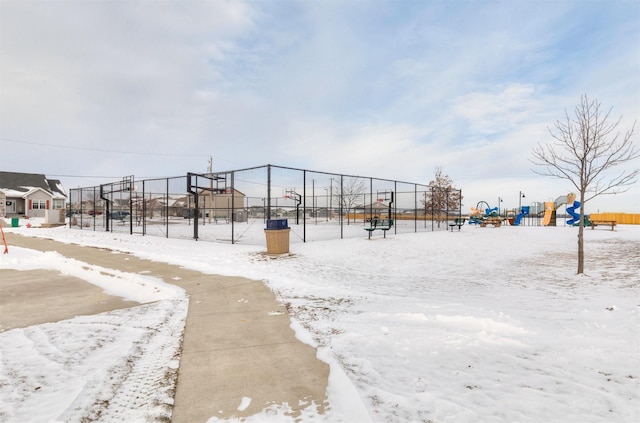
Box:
519 191 526 212
498 197 503 216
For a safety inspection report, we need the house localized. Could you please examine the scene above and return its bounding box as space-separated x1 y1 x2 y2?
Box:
353 201 392 219
0 171 67 218
189 188 247 221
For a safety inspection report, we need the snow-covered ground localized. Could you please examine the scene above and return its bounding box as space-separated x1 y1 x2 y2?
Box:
1 220 639 422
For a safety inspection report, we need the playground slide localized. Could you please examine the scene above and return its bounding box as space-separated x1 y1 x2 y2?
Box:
566 201 580 225
514 206 530 226
566 200 592 226
542 202 554 226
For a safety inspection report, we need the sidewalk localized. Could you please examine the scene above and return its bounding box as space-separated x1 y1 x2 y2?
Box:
2 233 329 421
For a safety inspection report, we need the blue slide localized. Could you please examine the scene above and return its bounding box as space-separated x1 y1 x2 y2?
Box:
566 201 581 225
514 206 530 226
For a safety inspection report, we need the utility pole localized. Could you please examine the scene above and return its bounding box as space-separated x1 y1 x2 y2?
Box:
208 157 213 187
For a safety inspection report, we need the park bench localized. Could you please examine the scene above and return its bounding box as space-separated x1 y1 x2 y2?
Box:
213 216 229 224
117 215 142 226
590 220 616 231
449 218 466 231
365 218 393 239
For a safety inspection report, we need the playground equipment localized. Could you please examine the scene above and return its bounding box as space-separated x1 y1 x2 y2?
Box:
469 201 502 227
566 200 580 225
542 202 554 226
511 206 530 226
542 195 569 226
566 200 592 226
542 193 591 227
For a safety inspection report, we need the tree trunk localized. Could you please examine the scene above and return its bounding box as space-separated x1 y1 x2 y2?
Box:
577 192 585 274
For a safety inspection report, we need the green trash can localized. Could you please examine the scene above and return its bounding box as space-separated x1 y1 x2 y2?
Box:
11 217 19 227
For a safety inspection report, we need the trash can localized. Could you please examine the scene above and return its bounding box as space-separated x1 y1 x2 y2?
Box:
11 217 19 228
264 219 290 254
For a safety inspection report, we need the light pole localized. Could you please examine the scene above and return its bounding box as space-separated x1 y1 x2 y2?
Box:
519 191 525 212
498 197 503 216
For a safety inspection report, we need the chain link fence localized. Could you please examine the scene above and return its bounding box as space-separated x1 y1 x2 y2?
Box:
68 164 463 245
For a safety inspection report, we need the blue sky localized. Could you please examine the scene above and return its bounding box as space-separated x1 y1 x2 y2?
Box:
1 0 639 212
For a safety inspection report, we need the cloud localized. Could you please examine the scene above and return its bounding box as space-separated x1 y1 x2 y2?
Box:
450 83 539 139
1 0 638 212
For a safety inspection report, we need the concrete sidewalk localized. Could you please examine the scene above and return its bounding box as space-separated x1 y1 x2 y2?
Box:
2 233 329 421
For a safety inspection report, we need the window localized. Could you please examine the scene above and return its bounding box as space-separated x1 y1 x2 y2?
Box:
32 200 47 209
53 199 64 210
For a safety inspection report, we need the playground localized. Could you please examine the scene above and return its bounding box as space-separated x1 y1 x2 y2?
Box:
466 193 638 230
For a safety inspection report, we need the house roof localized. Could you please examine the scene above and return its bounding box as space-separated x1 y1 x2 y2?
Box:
198 187 246 196
0 171 67 199
354 201 390 210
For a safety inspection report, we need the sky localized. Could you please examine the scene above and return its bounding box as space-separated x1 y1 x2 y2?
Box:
1 0 639 212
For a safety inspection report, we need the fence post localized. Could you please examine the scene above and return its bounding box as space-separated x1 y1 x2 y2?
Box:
231 171 235 244
267 165 271 221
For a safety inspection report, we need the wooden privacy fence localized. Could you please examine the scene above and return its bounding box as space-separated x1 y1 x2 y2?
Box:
589 213 640 225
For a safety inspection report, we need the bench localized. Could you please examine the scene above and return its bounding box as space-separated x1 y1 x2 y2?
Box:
213 216 229 224
118 215 142 226
364 218 393 239
118 216 134 226
449 218 466 231
590 220 616 231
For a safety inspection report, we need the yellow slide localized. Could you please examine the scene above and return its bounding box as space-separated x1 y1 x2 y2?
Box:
542 202 555 226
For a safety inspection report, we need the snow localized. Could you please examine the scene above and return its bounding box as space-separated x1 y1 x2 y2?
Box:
1 220 639 422
1 247 184 303
0 188 32 198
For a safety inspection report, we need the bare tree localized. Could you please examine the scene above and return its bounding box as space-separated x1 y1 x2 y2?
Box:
531 94 638 274
334 176 366 224
421 167 463 228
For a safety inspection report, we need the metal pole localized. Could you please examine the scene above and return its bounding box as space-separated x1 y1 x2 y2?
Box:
329 177 333 221
431 187 434 232
340 175 344 239
142 180 146 235
129 177 134 235
231 172 235 244
393 182 397 235
267 165 271 221
414 184 418 233
369 178 373 223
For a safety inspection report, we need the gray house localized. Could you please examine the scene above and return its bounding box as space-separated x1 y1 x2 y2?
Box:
0 171 67 218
